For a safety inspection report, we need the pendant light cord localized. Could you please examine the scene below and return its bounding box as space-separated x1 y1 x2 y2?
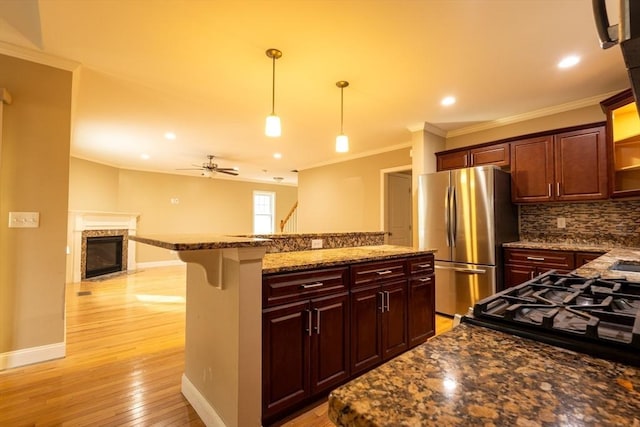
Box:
340 86 344 133
271 56 276 115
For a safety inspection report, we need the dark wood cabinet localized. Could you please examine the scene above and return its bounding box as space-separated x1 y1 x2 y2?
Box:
262 267 349 424
350 258 408 376
601 89 640 199
436 142 510 171
263 254 435 424
510 125 607 203
503 248 575 288
575 251 606 266
510 136 554 203
406 255 435 347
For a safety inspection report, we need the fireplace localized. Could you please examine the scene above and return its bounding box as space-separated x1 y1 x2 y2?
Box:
85 235 124 278
81 229 128 279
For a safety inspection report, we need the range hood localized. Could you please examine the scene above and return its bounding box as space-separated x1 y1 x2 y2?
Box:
593 0 640 107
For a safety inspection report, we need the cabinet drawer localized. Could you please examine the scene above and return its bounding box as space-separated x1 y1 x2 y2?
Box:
407 255 434 276
263 267 348 307
504 248 575 270
351 259 406 288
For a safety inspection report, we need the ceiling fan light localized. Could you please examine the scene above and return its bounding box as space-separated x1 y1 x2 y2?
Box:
265 114 281 137
336 134 349 153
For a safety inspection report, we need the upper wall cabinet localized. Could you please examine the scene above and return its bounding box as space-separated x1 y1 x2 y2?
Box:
601 89 640 198
436 143 510 171
510 125 607 203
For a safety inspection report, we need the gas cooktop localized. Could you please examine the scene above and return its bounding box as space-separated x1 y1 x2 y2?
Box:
464 271 640 367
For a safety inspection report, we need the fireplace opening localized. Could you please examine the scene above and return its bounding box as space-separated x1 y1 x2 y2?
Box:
85 235 124 279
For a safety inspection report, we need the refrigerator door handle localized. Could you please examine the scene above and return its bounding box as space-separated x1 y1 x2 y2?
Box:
435 265 486 274
444 186 451 247
451 185 457 247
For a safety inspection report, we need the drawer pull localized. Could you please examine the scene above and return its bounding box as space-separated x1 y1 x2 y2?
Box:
384 291 390 312
526 256 545 262
314 308 321 335
300 282 323 289
417 263 431 268
376 270 393 276
306 309 312 336
419 277 432 282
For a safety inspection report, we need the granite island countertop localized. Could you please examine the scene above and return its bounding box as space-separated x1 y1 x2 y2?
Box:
262 245 437 274
129 233 272 251
328 322 640 426
502 240 615 253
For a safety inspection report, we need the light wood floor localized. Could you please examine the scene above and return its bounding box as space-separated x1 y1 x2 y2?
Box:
0 266 453 426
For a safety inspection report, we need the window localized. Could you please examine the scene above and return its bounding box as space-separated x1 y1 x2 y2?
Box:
253 191 275 234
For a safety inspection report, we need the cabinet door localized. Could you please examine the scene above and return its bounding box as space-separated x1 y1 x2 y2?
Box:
381 280 408 360
554 126 607 201
262 300 310 419
504 263 536 288
350 285 383 376
470 143 510 168
408 275 435 347
309 292 350 394
575 251 605 266
437 150 469 171
510 136 554 203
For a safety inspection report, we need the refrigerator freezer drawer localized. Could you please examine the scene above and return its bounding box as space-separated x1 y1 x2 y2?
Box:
434 263 496 317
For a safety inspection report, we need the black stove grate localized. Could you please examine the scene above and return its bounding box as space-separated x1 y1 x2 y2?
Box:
465 270 640 367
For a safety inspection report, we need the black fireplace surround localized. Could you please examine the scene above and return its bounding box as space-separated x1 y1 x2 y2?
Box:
85 235 124 278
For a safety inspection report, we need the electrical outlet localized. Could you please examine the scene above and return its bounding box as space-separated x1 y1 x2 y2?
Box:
8 212 40 228
311 239 323 249
557 217 566 229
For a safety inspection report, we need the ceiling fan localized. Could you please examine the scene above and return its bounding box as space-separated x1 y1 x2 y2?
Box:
178 155 239 177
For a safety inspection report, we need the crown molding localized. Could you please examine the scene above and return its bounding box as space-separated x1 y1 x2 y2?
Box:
300 141 413 171
1 88 11 104
446 91 621 138
0 41 80 71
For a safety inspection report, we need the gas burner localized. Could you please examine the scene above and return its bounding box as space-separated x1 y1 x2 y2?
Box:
466 270 640 367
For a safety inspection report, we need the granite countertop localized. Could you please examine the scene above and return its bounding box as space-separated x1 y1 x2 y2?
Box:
129 233 271 251
574 247 640 281
502 241 614 253
262 245 437 274
328 323 640 426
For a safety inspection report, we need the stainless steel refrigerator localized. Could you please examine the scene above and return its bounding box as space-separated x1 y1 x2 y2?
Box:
418 166 518 316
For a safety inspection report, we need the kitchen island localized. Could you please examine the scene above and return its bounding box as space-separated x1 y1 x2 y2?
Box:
328 247 640 426
131 233 436 427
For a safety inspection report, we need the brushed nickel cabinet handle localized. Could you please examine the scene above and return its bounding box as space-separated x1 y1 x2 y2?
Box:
384 291 390 312
306 309 312 336
556 182 560 196
314 308 320 335
419 277 432 282
526 256 545 261
378 292 385 312
376 270 393 276
417 264 431 268
300 282 323 289
548 183 552 198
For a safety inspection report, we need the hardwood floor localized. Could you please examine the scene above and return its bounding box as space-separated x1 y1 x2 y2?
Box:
0 265 204 426
0 266 453 427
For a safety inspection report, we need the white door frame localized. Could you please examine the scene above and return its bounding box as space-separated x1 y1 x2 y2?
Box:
380 164 412 245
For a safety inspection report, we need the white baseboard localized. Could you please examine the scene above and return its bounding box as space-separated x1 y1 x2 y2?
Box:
0 342 65 370
181 374 227 427
136 260 185 269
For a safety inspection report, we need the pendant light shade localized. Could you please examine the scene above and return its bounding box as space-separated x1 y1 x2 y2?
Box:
265 49 282 137
336 80 349 153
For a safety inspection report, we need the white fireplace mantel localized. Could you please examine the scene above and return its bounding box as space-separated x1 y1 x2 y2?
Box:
69 211 140 283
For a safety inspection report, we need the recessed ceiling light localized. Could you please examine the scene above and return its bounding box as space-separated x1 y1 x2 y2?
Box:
273 153 282 159
164 132 176 140
558 55 580 69
441 96 456 106
140 153 150 160
232 166 240 171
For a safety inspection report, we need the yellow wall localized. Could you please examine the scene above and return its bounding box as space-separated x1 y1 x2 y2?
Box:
445 104 606 150
0 54 72 355
68 157 299 263
297 147 411 232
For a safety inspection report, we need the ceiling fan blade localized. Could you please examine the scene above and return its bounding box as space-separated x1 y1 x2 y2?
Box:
217 169 239 176
176 167 204 171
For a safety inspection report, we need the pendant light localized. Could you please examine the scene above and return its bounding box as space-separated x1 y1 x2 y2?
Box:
265 48 282 137
335 80 349 152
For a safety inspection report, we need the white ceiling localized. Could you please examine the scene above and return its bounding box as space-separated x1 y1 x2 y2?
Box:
0 0 630 184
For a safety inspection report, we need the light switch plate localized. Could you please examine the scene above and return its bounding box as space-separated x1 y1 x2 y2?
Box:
9 212 40 228
557 217 566 229
311 239 323 249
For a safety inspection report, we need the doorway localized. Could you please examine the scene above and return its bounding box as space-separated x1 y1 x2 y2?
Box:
381 166 412 247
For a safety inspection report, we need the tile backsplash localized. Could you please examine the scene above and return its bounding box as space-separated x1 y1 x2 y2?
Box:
519 200 640 247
